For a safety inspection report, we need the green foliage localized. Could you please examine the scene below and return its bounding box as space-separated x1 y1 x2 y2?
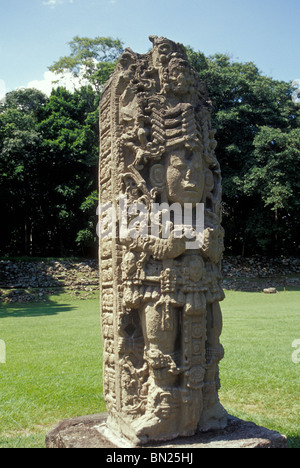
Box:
76 190 99 252
248 127 300 211
0 36 126 258
186 47 300 255
37 86 99 256
3 88 47 115
0 37 299 258
0 89 46 256
49 36 124 91
0 86 99 257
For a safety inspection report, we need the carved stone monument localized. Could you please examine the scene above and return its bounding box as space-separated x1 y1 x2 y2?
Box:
45 36 288 450
98 36 227 446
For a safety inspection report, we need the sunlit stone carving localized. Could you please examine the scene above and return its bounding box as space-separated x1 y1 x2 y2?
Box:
98 36 227 446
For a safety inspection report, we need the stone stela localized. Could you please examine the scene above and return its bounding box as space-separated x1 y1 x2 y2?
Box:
45 36 288 450
98 35 227 446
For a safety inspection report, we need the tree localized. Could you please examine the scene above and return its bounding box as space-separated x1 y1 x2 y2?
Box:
0 86 100 257
0 89 48 255
76 189 99 256
1 40 298 258
49 36 124 91
244 127 300 254
0 37 125 257
37 86 100 256
47 36 125 254
186 47 300 255
3 88 47 115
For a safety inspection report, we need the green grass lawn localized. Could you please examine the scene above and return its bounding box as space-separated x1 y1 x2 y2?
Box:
0 289 299 448
0 292 105 448
219 288 300 448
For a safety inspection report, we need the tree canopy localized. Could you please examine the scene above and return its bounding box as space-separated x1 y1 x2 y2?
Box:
0 37 299 257
49 36 124 91
186 47 300 255
0 86 99 256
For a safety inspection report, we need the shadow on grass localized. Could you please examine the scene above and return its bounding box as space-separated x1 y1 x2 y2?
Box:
0 297 74 318
0 258 83 316
287 436 300 449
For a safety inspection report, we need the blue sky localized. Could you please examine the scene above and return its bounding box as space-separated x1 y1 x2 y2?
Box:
0 0 299 98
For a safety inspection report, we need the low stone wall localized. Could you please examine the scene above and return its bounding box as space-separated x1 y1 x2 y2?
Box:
222 256 300 292
0 259 99 303
0 256 299 303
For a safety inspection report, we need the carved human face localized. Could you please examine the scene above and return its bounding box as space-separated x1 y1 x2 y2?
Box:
168 65 192 95
166 148 204 205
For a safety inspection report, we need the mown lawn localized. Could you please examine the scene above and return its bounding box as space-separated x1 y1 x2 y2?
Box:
0 289 299 448
219 288 300 448
0 292 105 448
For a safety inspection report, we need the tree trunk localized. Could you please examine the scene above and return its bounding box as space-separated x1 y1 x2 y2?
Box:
24 222 33 256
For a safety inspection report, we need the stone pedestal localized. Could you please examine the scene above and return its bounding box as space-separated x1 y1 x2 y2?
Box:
45 413 287 449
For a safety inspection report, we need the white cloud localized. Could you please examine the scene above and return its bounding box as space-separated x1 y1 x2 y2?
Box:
0 79 6 100
43 0 74 8
26 69 91 96
27 71 59 96
43 0 62 7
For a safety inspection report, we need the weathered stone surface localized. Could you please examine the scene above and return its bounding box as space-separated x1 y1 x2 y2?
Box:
0 259 99 303
263 287 277 294
98 36 226 445
45 414 115 449
45 414 287 448
1 256 299 302
222 256 300 292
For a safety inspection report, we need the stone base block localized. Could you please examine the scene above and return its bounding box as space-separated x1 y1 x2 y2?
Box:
45 413 287 449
